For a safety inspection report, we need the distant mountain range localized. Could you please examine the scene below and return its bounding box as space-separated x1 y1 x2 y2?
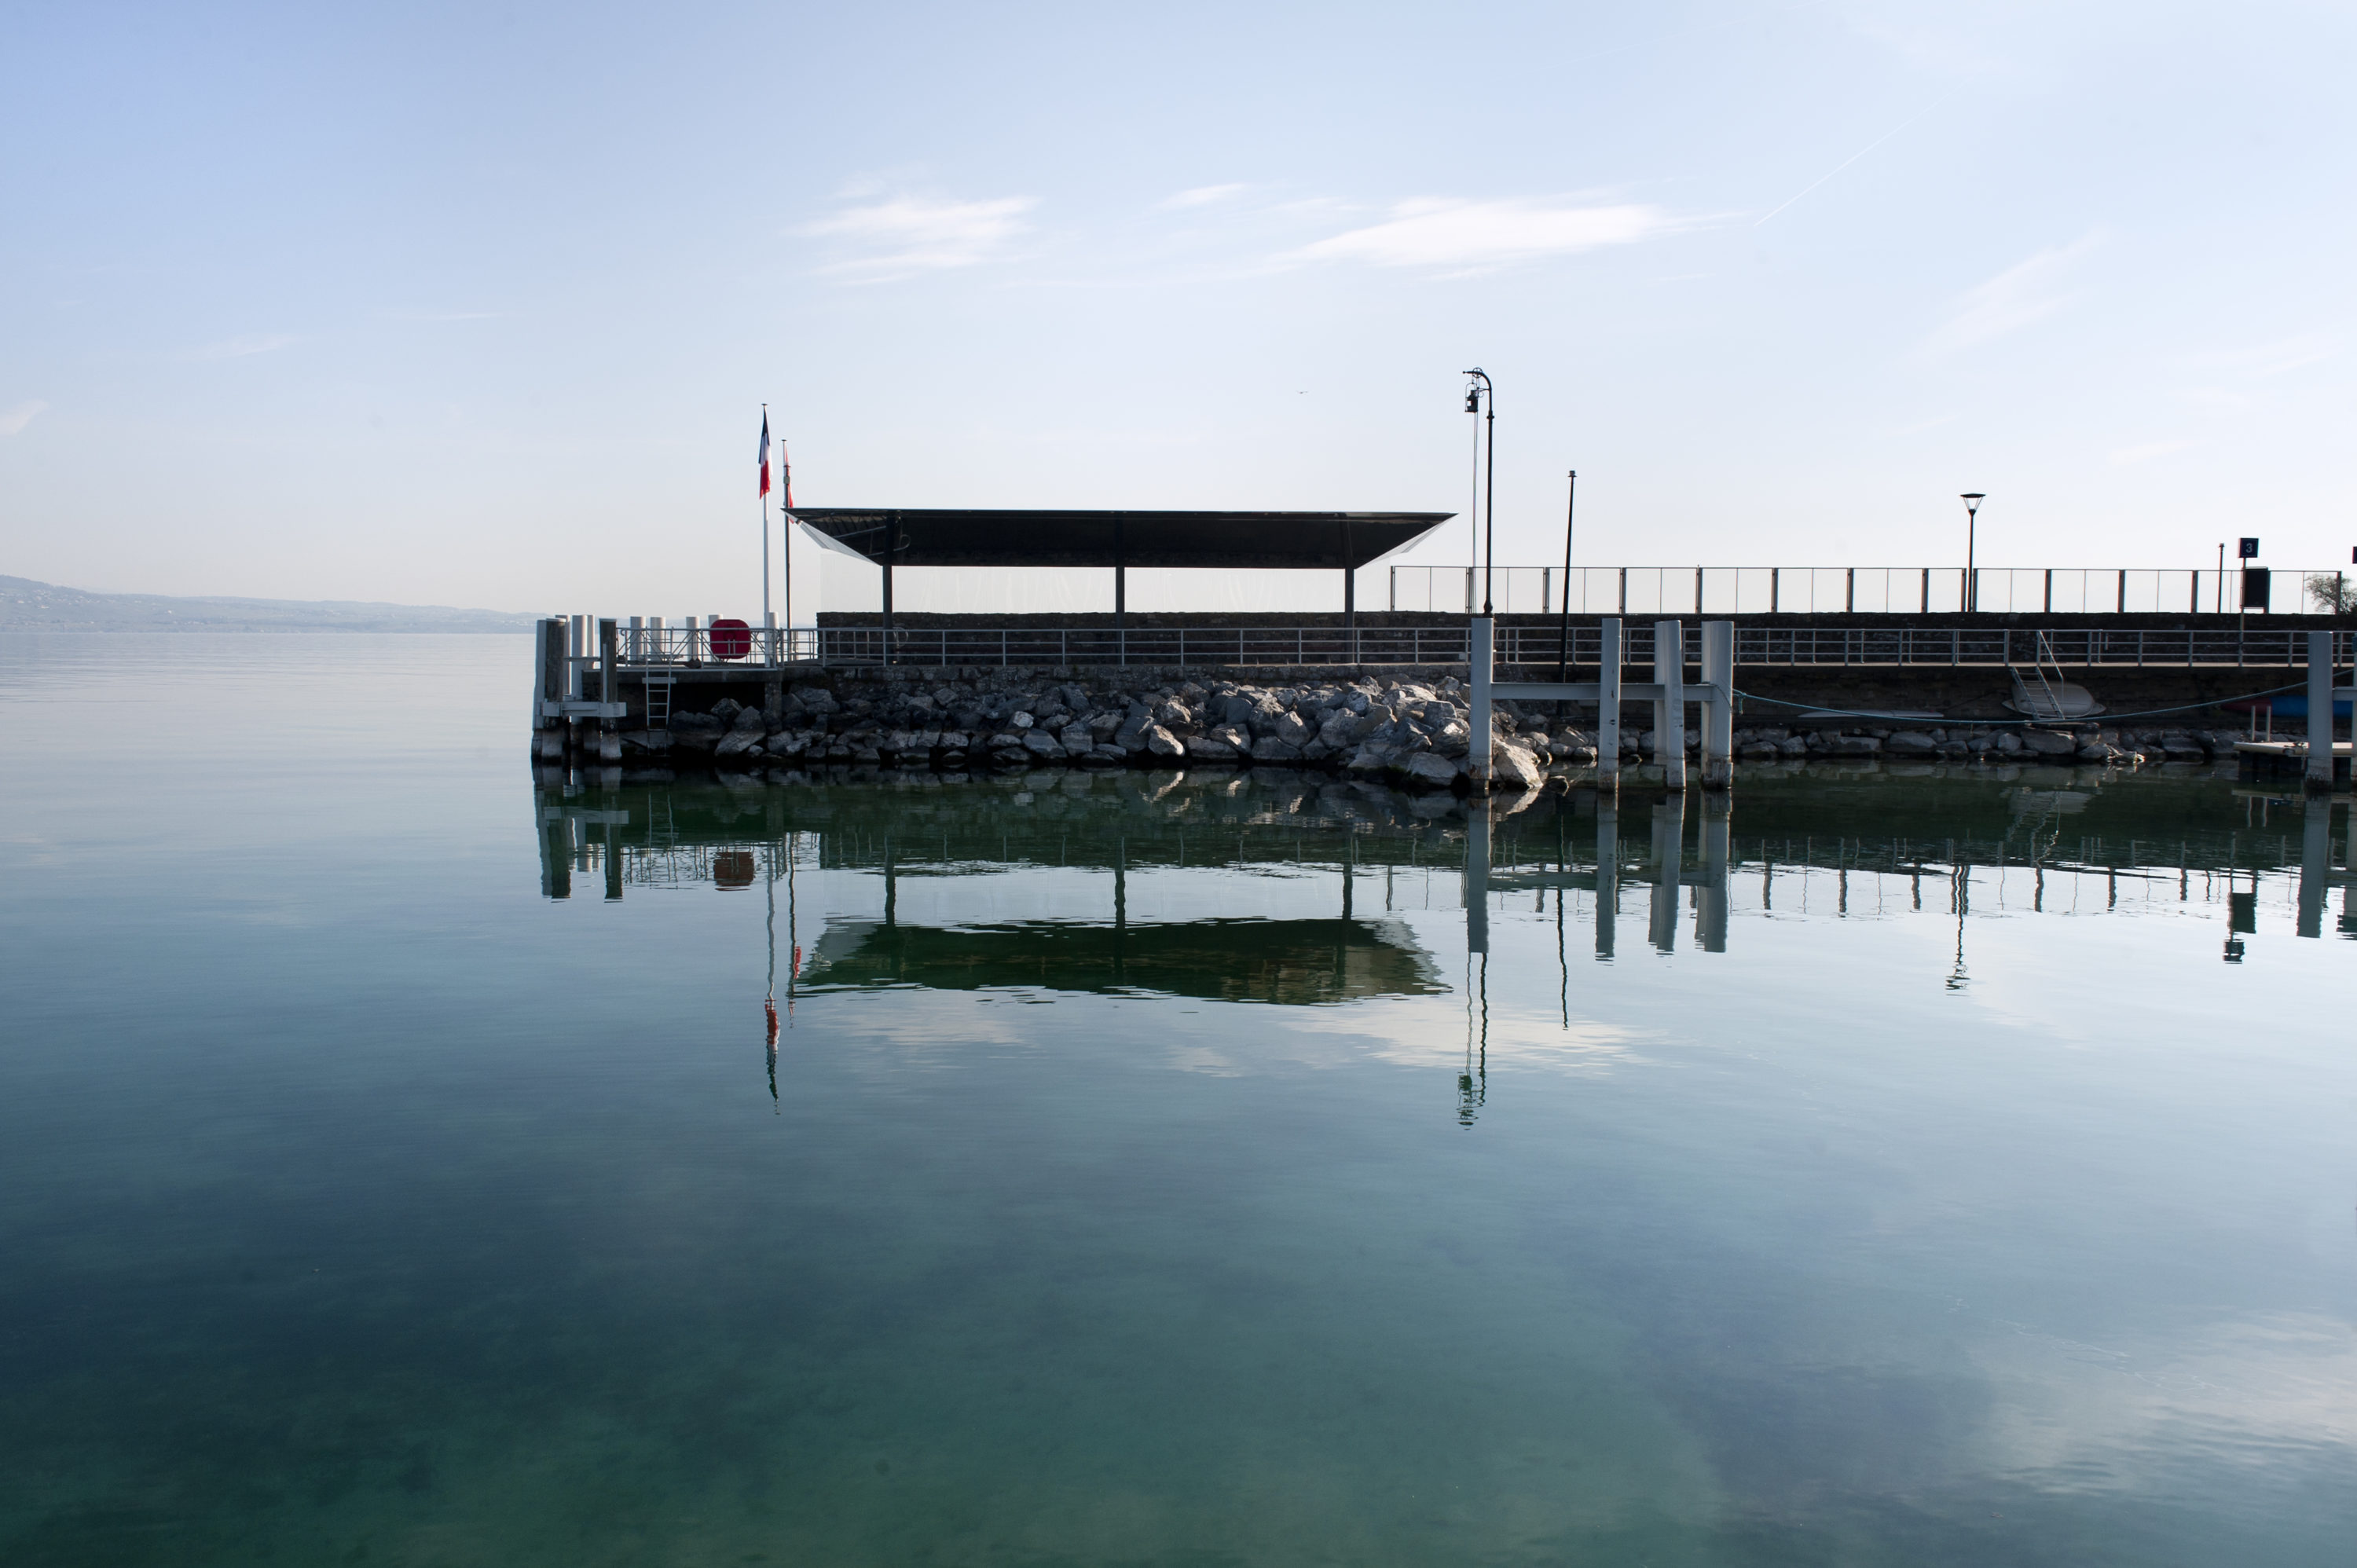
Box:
0 575 537 633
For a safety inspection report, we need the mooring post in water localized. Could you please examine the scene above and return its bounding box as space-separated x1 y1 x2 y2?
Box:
535 617 566 762
1699 620 1735 789
1596 617 1622 793
1594 794 1619 959
2307 630 2334 793
1467 615 1495 793
1654 620 1687 790
1698 793 1731 952
598 619 622 763
1464 797 1491 955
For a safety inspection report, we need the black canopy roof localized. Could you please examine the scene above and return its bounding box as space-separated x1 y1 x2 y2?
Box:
791 509 1452 570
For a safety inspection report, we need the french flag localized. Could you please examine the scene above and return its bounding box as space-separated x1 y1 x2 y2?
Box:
757 412 771 498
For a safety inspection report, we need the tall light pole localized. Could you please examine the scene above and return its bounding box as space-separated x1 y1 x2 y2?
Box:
1464 369 1494 614
1960 493 1985 612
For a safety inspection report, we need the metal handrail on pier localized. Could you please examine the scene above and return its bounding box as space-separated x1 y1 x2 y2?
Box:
604 622 2352 671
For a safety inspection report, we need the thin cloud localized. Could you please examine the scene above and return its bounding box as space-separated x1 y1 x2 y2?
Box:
387 308 503 322
1159 183 1248 210
196 333 296 360
801 191 1036 281
1924 234 2101 356
1285 197 1678 273
0 398 48 436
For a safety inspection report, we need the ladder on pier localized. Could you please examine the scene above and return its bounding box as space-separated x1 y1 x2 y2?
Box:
643 674 676 730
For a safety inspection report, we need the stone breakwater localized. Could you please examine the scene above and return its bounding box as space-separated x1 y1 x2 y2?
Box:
603 673 2253 789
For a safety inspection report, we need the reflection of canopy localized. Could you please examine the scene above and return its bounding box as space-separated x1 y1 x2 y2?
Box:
801 917 1445 1005
792 509 1451 570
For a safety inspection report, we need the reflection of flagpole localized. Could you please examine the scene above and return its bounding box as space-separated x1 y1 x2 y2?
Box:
786 830 800 1025
764 843 779 1105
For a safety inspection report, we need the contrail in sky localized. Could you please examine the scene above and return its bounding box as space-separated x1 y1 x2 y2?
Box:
1755 93 1959 227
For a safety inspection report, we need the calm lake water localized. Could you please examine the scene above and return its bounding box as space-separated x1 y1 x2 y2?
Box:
2 634 2352 1566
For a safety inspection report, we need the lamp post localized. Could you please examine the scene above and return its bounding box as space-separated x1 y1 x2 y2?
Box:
1464 369 1494 614
1959 493 1985 612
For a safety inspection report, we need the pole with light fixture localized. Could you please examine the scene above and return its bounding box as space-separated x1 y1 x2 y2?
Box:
1462 369 1496 790
1464 369 1494 614
1960 493 1985 612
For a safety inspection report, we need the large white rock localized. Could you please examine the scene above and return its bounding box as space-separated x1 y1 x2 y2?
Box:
1145 724 1186 757
1490 742 1545 790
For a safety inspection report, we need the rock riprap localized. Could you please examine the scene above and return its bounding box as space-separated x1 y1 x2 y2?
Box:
605 674 2242 790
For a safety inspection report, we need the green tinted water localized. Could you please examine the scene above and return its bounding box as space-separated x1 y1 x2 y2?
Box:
2 636 2351 1565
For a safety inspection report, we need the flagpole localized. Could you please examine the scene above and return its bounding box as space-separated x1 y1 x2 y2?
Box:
792 443 801 655
760 404 772 648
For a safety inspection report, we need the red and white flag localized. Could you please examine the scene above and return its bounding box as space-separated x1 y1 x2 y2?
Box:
757 412 772 498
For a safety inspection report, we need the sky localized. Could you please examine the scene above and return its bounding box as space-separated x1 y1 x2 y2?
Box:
2 0 2352 617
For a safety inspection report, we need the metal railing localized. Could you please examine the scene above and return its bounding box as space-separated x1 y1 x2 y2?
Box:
582 615 2349 672
621 621 819 665
1505 625 2352 670
811 625 1461 668
788 624 2350 670
1388 565 2352 617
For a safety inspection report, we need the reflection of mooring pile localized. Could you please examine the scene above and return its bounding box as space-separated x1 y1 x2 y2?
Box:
1464 791 1732 958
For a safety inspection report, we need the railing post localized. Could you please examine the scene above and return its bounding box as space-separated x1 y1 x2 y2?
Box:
1845 568 1855 614
1597 617 1622 793
2117 568 2127 614
1921 567 1930 613
1618 566 1628 614
1695 566 1704 613
1769 566 1780 614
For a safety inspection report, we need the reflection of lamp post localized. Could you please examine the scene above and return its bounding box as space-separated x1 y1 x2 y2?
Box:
1464 369 1495 614
1960 493 1985 611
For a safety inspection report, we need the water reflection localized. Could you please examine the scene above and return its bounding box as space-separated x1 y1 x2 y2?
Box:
533 763 2357 976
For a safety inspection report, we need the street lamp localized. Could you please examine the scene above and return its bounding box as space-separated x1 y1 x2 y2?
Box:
1959 493 1985 612
1464 369 1494 615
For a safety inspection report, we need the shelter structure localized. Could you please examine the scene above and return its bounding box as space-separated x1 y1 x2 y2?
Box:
791 508 1452 636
